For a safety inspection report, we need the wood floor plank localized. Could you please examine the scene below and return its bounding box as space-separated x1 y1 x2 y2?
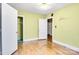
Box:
13 39 79 55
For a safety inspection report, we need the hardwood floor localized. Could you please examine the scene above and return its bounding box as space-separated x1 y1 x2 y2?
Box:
47 34 52 42
13 39 79 55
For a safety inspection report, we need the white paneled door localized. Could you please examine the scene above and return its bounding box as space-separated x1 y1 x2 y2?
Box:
2 4 17 55
39 19 47 39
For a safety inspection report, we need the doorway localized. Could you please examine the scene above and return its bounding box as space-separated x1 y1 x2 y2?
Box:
47 18 52 42
18 16 23 43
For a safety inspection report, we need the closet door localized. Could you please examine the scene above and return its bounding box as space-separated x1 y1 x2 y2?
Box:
39 19 47 39
2 4 17 55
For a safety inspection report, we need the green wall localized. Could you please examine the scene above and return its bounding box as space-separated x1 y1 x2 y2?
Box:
18 10 44 40
47 4 79 48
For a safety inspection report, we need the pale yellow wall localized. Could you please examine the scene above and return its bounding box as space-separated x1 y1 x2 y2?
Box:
47 4 79 48
18 10 44 40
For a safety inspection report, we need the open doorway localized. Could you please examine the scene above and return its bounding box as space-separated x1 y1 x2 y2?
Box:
17 16 23 43
47 18 52 42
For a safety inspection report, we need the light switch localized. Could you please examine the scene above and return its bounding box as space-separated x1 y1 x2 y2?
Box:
55 25 57 28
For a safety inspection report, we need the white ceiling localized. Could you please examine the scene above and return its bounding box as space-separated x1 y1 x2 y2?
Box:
8 3 69 15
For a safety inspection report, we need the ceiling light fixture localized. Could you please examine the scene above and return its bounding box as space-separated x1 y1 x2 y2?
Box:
38 3 51 10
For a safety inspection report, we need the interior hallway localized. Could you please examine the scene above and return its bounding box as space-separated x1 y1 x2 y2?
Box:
13 36 79 55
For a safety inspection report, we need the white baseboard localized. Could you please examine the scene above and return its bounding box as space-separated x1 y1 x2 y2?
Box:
38 38 47 39
53 40 79 52
23 38 39 42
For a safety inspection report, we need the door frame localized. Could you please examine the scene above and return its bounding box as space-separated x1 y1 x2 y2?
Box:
18 15 24 42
